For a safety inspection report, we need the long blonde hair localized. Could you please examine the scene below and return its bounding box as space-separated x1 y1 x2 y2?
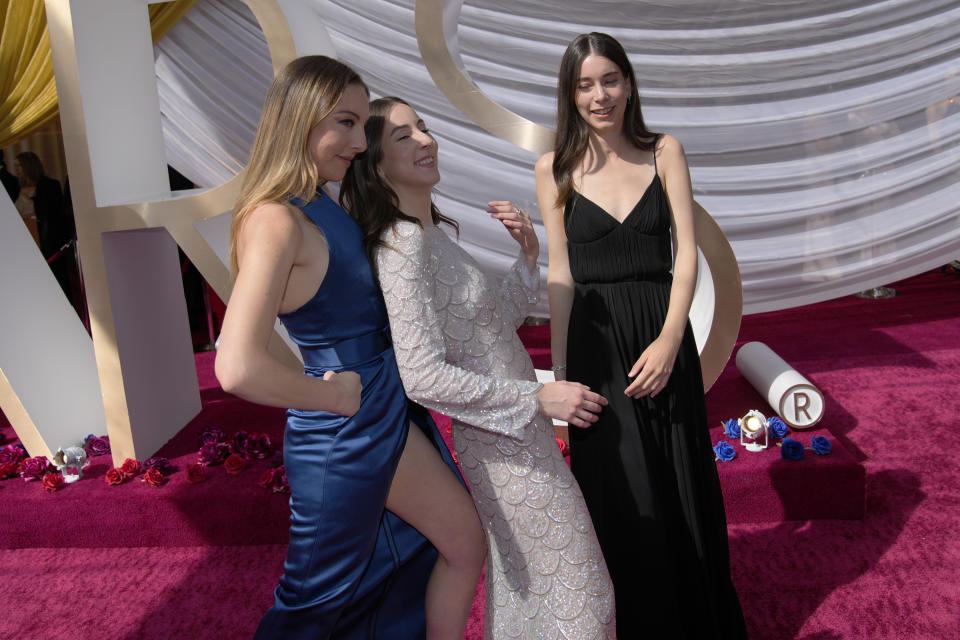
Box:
230 55 367 273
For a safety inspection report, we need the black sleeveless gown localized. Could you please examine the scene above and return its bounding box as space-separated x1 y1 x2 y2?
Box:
564 168 748 638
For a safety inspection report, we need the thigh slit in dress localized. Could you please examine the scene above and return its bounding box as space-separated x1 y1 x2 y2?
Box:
254 193 461 640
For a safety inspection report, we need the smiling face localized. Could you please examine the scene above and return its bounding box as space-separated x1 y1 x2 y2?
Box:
574 54 632 134
377 102 440 193
307 82 370 182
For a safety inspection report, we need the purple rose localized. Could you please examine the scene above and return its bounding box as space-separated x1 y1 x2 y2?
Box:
19 456 52 481
84 435 111 457
198 425 227 447
713 441 736 462
768 417 789 439
231 430 249 453
780 437 805 460
723 419 740 439
242 433 273 461
197 442 231 466
810 435 832 455
259 466 290 494
143 456 175 476
0 444 27 466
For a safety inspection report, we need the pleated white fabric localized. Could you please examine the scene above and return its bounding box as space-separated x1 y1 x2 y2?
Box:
155 0 960 313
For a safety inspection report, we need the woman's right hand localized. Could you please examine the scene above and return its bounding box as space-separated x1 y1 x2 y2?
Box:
323 370 363 417
535 381 607 428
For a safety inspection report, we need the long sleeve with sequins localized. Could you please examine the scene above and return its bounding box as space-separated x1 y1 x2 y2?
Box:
498 252 540 331
376 221 542 441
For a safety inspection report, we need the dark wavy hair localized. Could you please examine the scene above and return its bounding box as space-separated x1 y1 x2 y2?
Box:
552 32 660 208
340 96 458 269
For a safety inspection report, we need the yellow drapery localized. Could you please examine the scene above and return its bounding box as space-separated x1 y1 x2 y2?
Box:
0 0 197 149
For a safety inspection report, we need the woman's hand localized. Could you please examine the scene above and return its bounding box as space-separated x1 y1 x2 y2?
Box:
487 200 539 270
323 370 363 417
624 335 681 398
536 381 608 428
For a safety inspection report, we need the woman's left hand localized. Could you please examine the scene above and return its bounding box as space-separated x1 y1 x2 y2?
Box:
488 200 538 268
624 335 680 398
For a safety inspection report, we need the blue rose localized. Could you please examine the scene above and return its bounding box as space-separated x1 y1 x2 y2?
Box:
780 437 804 460
810 435 832 455
723 419 740 439
768 416 789 439
713 441 736 462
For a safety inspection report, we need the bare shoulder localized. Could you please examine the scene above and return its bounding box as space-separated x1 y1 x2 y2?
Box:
236 201 304 263
242 201 302 237
655 134 687 163
535 151 556 179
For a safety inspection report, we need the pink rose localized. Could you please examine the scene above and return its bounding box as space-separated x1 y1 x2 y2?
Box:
0 444 27 466
19 456 51 482
84 435 111 457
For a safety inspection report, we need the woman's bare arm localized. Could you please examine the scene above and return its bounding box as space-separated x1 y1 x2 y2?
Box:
215 202 361 415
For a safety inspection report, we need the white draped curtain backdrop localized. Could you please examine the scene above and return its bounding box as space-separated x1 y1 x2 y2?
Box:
155 0 960 314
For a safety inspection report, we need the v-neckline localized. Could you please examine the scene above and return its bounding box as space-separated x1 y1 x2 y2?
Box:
575 173 660 225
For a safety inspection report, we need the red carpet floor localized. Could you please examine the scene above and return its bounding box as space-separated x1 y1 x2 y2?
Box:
1 269 958 639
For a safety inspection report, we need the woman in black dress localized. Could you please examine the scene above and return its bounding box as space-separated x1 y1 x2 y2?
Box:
535 32 748 638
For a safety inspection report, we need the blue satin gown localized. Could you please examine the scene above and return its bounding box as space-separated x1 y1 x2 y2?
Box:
254 191 462 639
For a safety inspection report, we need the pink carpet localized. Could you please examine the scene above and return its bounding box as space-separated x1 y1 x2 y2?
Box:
2 269 959 639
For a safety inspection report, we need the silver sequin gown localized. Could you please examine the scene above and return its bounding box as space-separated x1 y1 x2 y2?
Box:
376 221 616 639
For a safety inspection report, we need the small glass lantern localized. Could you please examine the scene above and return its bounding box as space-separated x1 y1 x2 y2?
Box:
738 410 769 452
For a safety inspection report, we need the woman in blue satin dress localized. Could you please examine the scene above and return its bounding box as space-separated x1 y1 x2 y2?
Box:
215 56 485 639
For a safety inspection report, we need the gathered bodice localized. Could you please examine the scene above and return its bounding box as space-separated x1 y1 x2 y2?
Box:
564 175 673 285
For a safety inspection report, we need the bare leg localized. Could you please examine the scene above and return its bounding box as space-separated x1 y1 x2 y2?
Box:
386 423 485 639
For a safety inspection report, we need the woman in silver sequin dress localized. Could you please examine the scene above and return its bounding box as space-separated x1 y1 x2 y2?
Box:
341 97 617 639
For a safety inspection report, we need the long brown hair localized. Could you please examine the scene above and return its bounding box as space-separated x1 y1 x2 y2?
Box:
553 32 660 209
15 151 44 187
340 96 457 269
230 55 367 274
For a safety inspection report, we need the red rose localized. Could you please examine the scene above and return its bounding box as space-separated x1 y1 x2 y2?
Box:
224 454 247 475
185 463 206 484
120 458 141 480
142 468 166 487
258 468 276 489
0 462 18 480
42 472 65 493
105 468 125 486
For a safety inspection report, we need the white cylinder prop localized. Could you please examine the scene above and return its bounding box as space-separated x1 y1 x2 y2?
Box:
735 342 824 429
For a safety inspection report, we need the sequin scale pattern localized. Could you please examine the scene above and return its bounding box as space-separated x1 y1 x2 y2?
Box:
377 221 616 639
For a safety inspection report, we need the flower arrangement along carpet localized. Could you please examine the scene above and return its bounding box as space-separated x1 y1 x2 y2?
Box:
1 268 958 639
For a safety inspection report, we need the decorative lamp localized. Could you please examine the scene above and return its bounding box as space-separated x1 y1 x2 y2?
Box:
738 410 769 452
53 446 89 483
